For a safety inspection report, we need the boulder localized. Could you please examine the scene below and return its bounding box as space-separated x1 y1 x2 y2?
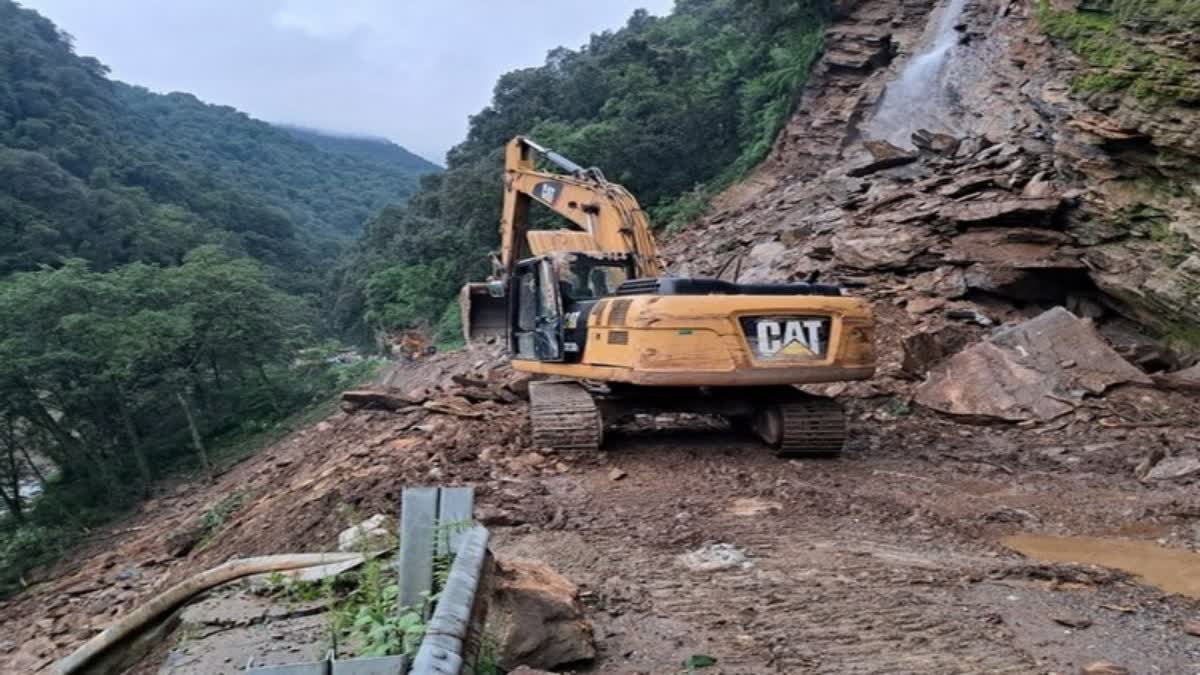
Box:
1154 363 1200 392
911 129 961 155
337 514 391 552
847 141 918 177
915 308 1151 421
940 198 1064 228
911 266 967 298
832 226 933 270
1087 250 1200 333
489 559 595 671
945 228 1080 268
901 325 976 376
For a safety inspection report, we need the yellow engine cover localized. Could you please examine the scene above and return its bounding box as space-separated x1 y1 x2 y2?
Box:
514 293 875 387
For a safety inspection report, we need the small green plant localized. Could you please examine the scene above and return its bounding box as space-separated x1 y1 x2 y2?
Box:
1036 0 1199 104
262 570 327 604
330 520 476 659
196 491 248 549
332 558 428 658
475 633 502 675
683 653 718 672
883 398 913 418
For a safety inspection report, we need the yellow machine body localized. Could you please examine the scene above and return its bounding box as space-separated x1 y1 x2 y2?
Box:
512 293 875 387
461 136 876 454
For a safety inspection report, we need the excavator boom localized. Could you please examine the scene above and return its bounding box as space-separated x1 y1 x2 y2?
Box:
498 137 663 278
463 137 664 341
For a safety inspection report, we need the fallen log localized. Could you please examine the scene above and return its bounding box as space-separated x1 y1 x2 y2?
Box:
55 553 366 675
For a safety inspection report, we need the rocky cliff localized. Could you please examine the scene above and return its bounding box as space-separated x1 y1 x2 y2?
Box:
666 0 1199 381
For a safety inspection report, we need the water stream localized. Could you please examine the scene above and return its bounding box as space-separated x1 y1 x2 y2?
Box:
864 0 970 147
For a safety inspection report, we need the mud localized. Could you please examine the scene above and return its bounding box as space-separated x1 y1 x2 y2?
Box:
1003 534 1200 600
3 354 1200 674
490 420 1200 674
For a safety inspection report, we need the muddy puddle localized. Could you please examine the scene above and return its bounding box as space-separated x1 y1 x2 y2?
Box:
1002 534 1200 599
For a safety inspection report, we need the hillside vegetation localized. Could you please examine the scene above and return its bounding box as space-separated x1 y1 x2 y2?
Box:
1 0 436 284
0 0 432 594
0 0 833 595
331 0 833 343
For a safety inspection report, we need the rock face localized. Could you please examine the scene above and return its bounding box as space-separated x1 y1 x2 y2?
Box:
488 559 595 671
664 0 1200 359
915 308 1151 422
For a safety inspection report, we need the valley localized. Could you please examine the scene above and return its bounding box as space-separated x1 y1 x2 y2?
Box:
3 0 1200 673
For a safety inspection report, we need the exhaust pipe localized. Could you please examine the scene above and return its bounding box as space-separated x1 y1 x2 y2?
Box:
460 281 507 344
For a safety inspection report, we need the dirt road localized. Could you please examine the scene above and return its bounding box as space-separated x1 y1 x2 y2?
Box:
3 355 1199 673
494 416 1200 674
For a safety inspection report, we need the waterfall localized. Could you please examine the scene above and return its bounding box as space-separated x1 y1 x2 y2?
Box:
864 0 970 148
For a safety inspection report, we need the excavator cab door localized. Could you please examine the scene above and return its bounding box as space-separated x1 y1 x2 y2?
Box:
512 257 565 362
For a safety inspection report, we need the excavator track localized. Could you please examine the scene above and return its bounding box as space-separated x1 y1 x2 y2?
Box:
754 394 847 456
529 380 604 451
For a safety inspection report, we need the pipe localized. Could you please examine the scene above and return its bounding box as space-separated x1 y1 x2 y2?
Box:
54 552 364 675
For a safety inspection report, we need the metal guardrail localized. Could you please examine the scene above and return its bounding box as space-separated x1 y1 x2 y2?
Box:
246 652 407 675
411 526 492 674
247 486 492 675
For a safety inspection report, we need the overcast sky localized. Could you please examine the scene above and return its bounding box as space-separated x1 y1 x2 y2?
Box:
22 0 676 164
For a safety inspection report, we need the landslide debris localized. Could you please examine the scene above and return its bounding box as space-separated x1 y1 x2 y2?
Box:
488 558 596 671
5 1 1200 672
915 307 1152 422
0 347 566 672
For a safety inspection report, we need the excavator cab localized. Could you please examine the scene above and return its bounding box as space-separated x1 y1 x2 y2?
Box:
466 251 636 360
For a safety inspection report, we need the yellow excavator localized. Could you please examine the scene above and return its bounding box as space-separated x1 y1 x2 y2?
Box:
462 137 875 455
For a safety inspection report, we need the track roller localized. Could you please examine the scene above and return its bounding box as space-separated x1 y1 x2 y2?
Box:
529 380 604 451
753 394 847 456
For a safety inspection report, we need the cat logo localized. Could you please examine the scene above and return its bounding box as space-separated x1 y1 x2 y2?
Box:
755 318 825 358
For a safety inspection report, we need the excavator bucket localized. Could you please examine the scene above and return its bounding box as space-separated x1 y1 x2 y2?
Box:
460 282 507 344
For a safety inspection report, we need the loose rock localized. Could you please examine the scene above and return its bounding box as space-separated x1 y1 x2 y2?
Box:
677 543 749 573
1082 662 1129 675
916 308 1150 421
336 514 391 552
1144 455 1200 482
489 558 596 671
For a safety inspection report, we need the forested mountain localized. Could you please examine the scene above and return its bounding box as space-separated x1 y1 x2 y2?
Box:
0 0 429 592
1 0 436 284
279 125 440 174
332 0 832 343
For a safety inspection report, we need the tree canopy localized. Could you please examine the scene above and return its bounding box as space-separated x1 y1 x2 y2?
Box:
0 0 422 593
333 0 831 341
1 0 438 287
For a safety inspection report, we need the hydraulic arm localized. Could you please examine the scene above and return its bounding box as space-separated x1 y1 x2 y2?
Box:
498 137 663 278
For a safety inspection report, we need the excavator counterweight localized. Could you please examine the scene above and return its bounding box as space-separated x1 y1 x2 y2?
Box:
463 136 876 455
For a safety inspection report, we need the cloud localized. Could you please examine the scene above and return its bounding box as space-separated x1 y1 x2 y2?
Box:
272 0 380 39
22 0 677 161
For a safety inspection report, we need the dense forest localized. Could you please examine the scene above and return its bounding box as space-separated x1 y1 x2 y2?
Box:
331 0 833 344
0 0 435 593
